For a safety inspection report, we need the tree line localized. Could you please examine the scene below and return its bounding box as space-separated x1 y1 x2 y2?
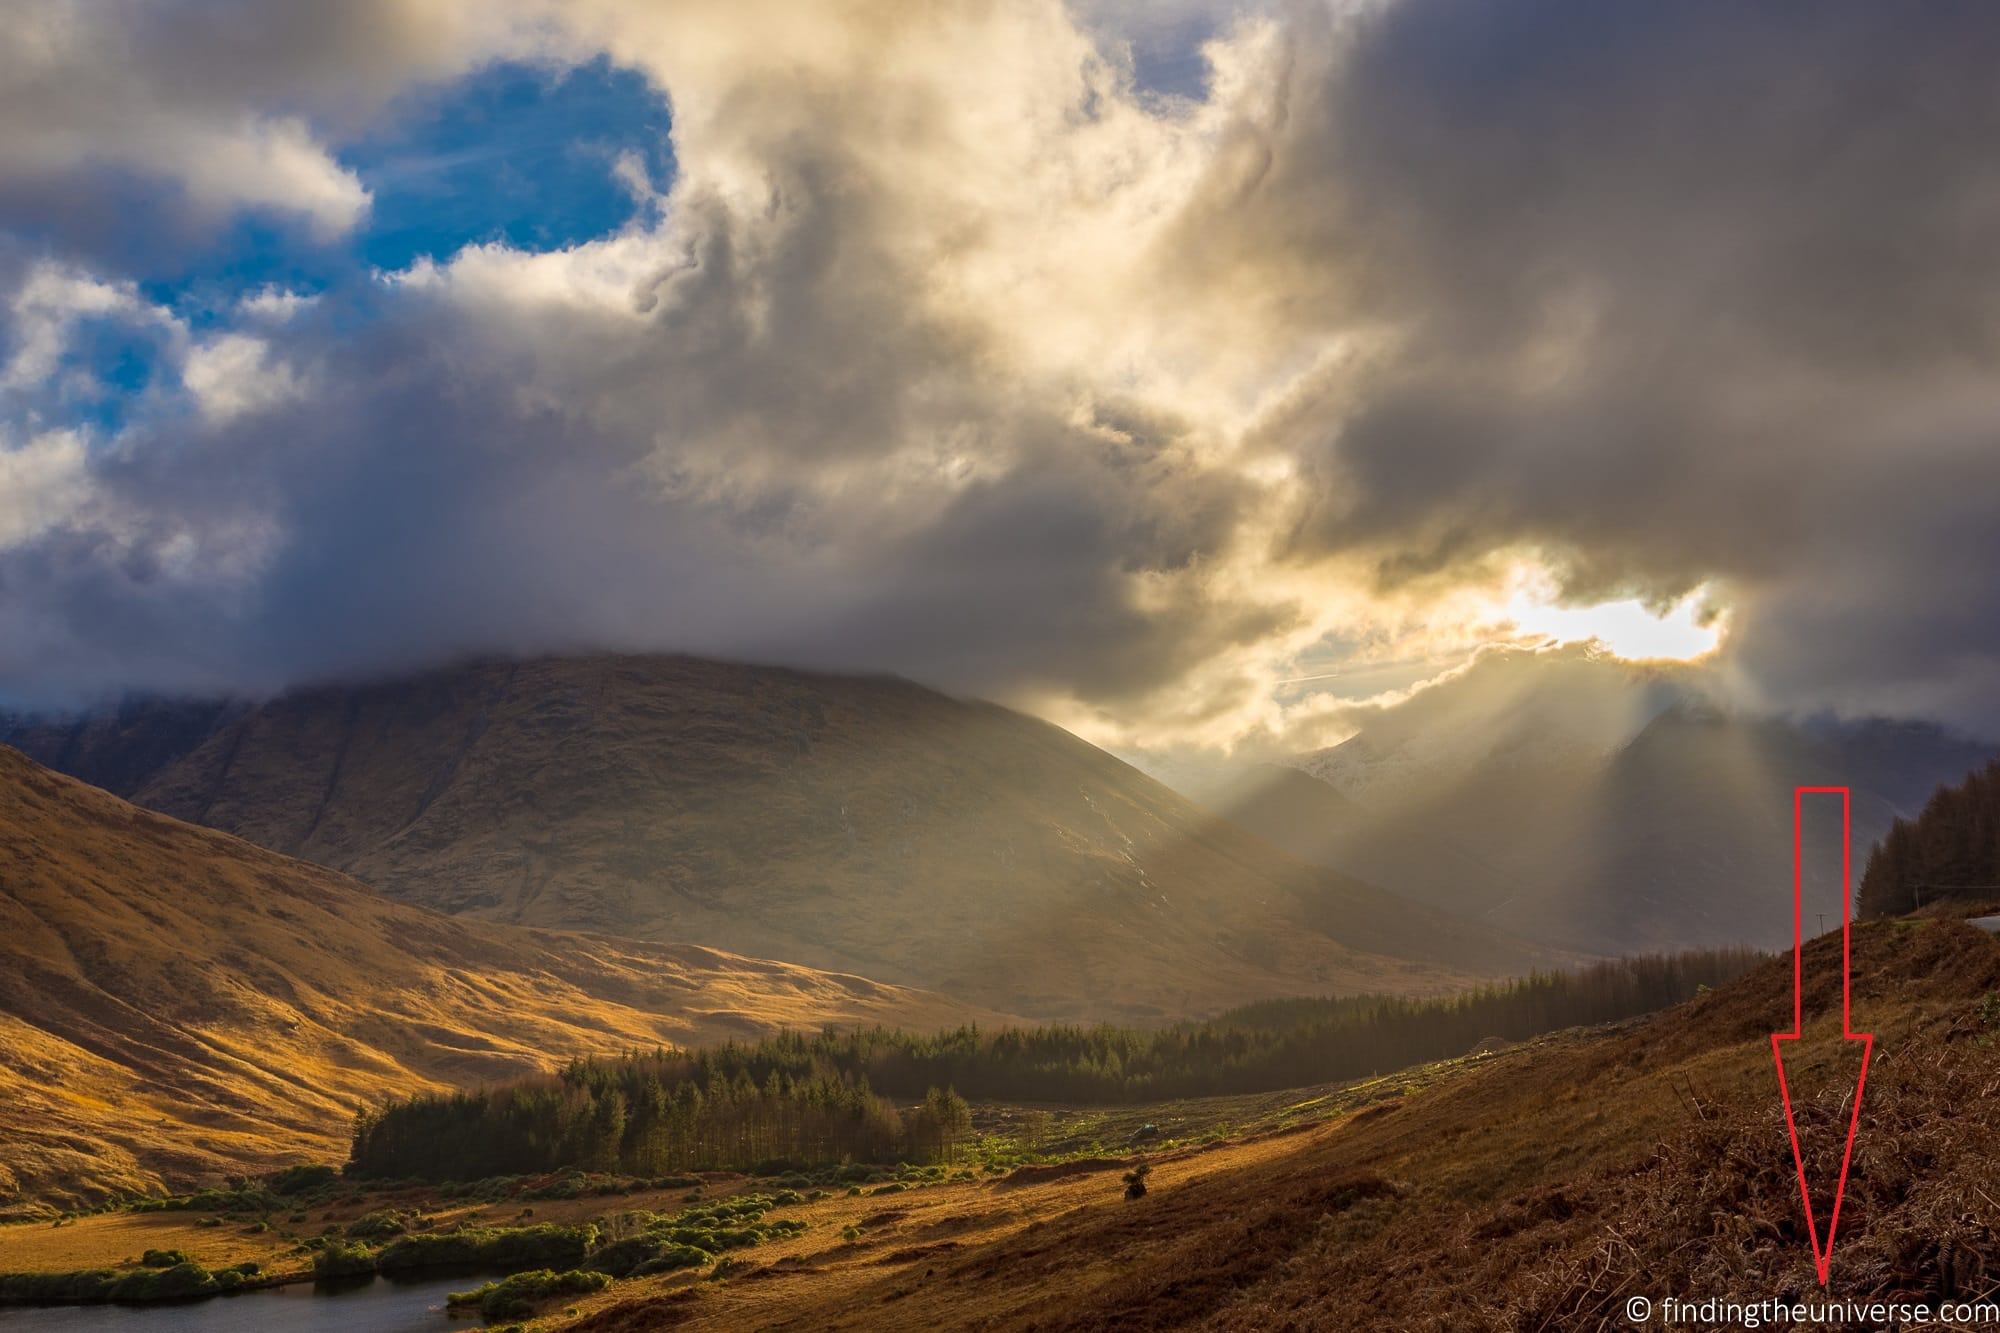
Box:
350 1063 972 1181
1860 757 2000 917
349 948 1758 1180
661 948 1764 1106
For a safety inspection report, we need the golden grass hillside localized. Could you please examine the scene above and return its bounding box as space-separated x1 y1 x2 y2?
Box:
535 918 2000 1330
0 745 987 1216
2 654 1560 1022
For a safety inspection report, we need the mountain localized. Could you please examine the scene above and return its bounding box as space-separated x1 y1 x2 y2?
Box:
0 654 1552 1024
1272 688 1992 948
1268 652 1992 951
1186 763 1509 911
0 745 983 1215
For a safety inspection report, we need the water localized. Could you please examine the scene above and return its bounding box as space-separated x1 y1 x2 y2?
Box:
0 1274 480 1331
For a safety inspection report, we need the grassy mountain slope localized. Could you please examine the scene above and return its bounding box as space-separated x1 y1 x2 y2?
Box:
2 654 1553 1022
552 915 2000 1329
0 746 984 1215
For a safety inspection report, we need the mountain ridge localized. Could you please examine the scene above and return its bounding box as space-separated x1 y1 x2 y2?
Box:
3 653 1555 1023
1264 679 1992 950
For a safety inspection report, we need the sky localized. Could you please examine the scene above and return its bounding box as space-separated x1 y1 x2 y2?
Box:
2 0 1998 756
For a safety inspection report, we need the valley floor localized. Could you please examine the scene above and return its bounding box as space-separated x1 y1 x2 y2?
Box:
552 917 2000 1330
8 917 1999 1330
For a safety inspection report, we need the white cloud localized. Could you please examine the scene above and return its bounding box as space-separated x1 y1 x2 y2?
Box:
0 429 90 547
180 333 309 423
0 263 148 393
236 287 320 322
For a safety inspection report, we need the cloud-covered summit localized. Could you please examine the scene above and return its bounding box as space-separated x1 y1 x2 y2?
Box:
3 0 1998 750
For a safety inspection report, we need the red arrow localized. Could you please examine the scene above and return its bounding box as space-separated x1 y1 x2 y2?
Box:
1770 785 1873 1286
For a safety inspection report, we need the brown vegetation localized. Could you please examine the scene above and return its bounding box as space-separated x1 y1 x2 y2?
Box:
535 917 2000 1330
0 745 986 1214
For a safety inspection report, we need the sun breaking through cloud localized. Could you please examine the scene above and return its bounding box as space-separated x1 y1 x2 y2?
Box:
0 0 1997 753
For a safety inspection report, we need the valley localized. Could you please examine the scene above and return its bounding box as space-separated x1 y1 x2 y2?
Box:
6 915 1997 1330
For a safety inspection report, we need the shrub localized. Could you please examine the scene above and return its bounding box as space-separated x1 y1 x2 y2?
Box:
1123 1163 1151 1200
111 1262 217 1302
631 1244 711 1277
345 1209 410 1240
584 1236 663 1278
375 1223 596 1275
651 1175 702 1189
449 1269 610 1320
870 1182 908 1196
270 1164 339 1195
312 1241 378 1280
139 1249 188 1268
0 1270 123 1303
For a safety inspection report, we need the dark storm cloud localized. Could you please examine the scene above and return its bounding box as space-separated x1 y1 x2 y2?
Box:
5 0 2000 741
1203 0 2000 728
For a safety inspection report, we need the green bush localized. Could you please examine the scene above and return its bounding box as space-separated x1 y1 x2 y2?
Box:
270 1164 339 1195
583 1236 664 1278
345 1209 410 1239
0 1270 123 1303
375 1223 596 1275
449 1269 610 1321
131 1186 279 1215
312 1241 379 1280
110 1262 217 1302
139 1249 188 1268
630 1245 710 1277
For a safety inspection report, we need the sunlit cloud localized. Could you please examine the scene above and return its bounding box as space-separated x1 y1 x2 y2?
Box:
0 0 1996 750
1504 577 1725 664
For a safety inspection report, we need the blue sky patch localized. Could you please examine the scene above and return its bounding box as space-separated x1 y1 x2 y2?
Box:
344 56 676 272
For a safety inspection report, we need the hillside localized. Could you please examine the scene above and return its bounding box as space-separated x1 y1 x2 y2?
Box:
0 746 983 1215
1861 757 2000 917
542 915 2000 1329
1 654 1552 1022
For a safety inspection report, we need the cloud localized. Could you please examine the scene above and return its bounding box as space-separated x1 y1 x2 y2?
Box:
0 429 89 546
180 334 309 423
0 0 1998 750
